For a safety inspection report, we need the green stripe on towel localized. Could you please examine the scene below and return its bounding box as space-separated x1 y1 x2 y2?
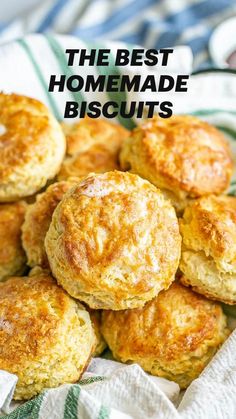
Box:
17 39 61 120
1 392 45 419
79 376 105 386
190 109 236 117
98 405 110 419
63 385 81 419
45 34 84 106
215 125 236 140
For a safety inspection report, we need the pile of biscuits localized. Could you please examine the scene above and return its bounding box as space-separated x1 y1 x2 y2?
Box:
0 92 234 400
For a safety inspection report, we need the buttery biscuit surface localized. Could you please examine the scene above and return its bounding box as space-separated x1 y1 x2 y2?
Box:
0 93 66 201
0 272 95 400
120 115 233 210
45 171 181 310
59 117 129 180
0 201 26 281
101 282 229 388
180 195 236 304
22 178 80 268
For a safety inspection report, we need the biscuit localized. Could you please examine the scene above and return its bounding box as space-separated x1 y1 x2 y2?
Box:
0 93 66 201
45 171 181 310
89 310 107 357
0 271 96 400
0 201 26 281
119 116 233 211
58 118 129 180
101 281 229 389
61 116 129 156
180 195 236 304
58 143 122 180
22 178 79 268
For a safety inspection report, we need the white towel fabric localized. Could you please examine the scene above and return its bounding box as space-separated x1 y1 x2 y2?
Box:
0 372 17 414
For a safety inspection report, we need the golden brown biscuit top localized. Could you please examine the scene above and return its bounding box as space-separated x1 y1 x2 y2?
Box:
101 282 226 361
58 143 120 180
22 178 80 268
121 115 233 198
180 195 236 272
0 93 59 181
0 201 26 266
0 273 82 368
62 116 129 156
46 171 180 299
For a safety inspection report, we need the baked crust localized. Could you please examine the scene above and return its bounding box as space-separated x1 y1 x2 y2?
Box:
22 178 80 268
0 271 96 400
0 93 66 201
61 116 129 156
180 195 236 303
45 171 181 310
58 117 129 180
101 282 229 388
119 115 233 209
0 201 27 281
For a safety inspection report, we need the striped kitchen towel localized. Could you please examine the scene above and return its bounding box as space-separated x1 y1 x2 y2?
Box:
0 360 180 419
2 331 236 418
0 0 236 69
0 33 193 130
